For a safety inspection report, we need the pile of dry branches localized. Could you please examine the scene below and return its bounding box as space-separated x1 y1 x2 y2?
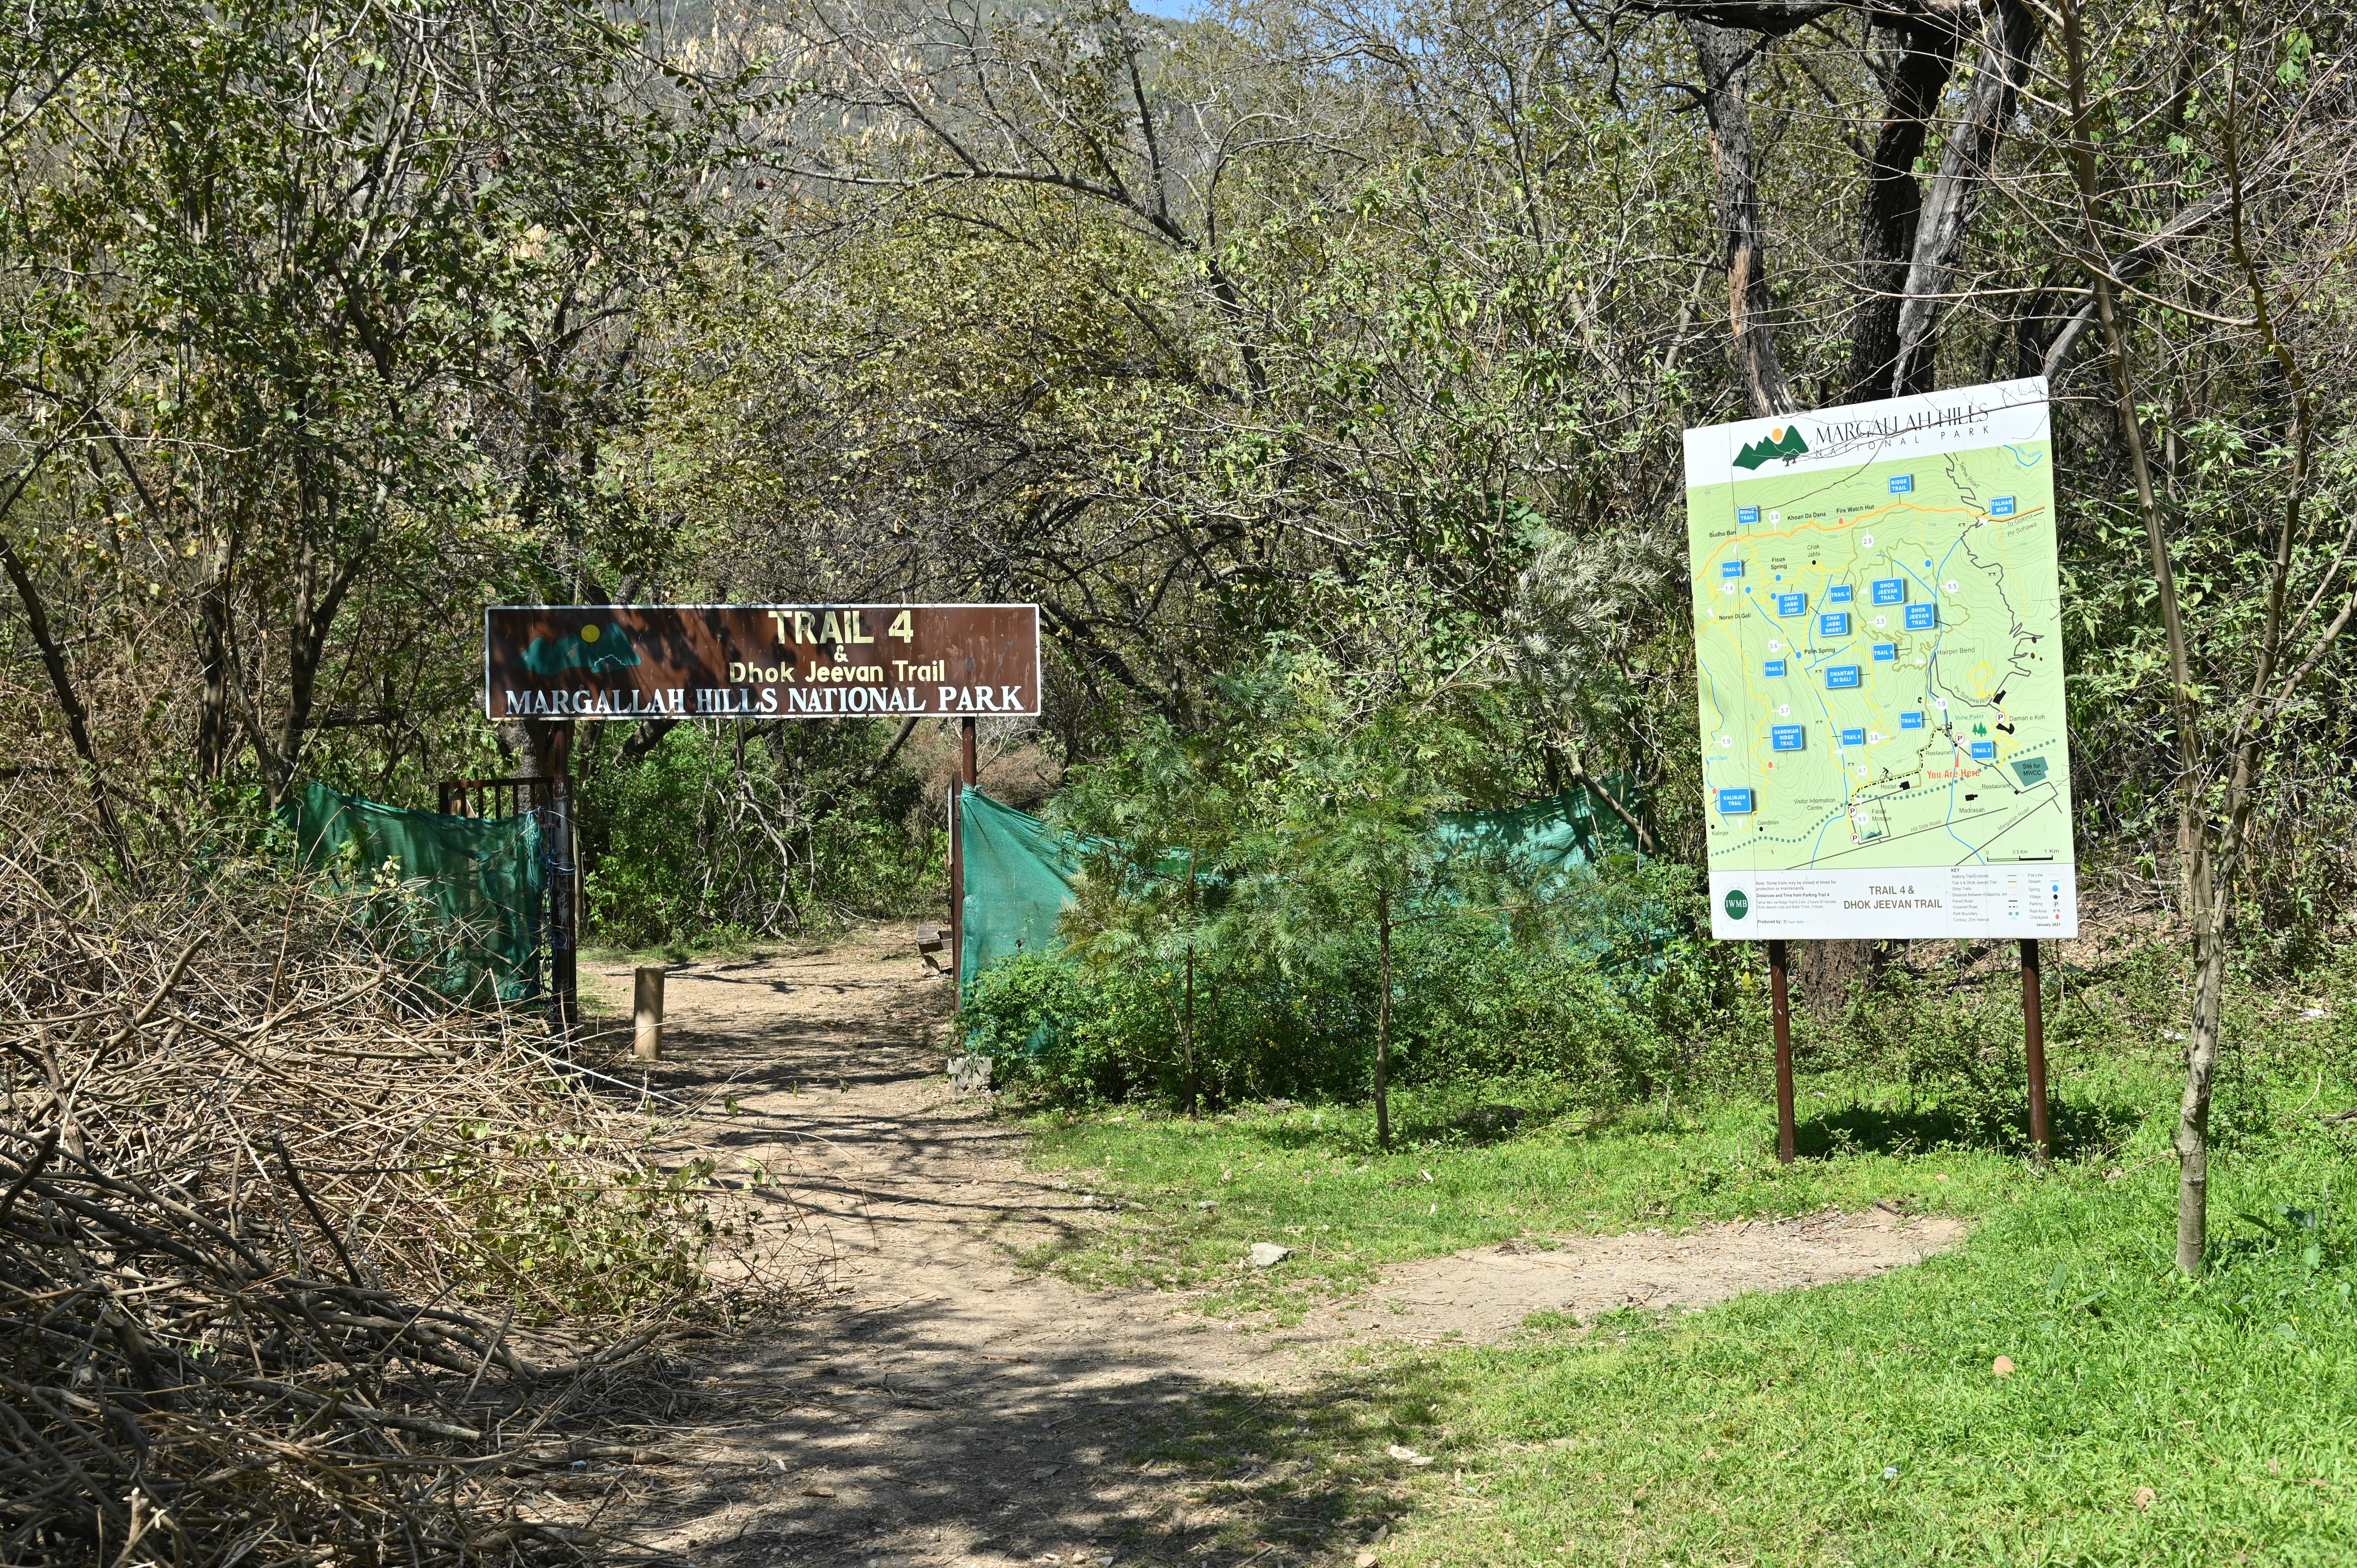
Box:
0 803 760 1565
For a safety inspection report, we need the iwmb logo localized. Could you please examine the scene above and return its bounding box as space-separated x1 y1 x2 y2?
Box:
1723 888 1751 920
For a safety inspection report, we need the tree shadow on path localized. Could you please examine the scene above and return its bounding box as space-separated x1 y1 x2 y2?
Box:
565 938 1411 1568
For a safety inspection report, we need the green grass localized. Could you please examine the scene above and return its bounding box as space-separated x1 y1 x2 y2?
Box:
1347 1131 2357 1566
1010 1012 2357 1560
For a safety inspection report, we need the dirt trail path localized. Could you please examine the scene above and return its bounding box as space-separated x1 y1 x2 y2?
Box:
578 930 1963 1568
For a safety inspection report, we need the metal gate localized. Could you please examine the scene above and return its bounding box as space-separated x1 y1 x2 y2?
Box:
438 775 578 1038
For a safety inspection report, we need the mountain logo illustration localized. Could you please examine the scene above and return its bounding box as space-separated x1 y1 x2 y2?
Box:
521 622 643 676
1733 424 1810 470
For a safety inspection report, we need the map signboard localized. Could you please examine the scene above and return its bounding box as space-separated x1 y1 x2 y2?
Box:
1685 377 2076 939
484 604 1040 721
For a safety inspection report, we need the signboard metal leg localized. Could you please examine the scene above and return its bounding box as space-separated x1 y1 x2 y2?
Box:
948 777 963 984
2022 938 2050 1163
551 775 579 1046
1768 939 1796 1164
952 717 976 987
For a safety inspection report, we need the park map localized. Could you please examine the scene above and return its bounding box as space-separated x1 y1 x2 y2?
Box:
1684 378 2079 940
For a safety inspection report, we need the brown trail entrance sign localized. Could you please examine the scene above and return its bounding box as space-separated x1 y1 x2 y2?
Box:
476 604 1040 1031
482 604 1041 721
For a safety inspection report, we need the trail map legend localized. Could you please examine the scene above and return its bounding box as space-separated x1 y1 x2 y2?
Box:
1684 378 2078 939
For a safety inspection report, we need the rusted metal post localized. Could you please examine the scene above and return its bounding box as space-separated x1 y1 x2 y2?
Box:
948 779 964 984
633 966 664 1061
951 717 976 985
2022 938 2051 1164
549 768 579 1046
1769 938 1796 1164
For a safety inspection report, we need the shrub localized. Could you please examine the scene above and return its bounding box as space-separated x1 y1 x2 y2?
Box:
579 719 938 948
960 858 1722 1114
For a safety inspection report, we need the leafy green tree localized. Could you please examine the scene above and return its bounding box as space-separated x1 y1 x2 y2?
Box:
1053 717 1245 1115
1225 659 1493 1150
0 0 748 824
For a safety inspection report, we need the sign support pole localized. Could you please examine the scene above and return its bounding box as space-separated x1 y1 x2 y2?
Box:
948 777 962 983
1768 939 1796 1164
2022 939 2051 1164
546 722 579 1048
950 717 976 985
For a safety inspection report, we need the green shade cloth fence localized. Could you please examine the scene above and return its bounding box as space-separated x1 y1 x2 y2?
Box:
957 791 1083 998
281 782 547 1003
1431 780 1643 885
956 782 1643 998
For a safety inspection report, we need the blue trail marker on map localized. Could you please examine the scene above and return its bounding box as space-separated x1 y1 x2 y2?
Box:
1685 378 2077 939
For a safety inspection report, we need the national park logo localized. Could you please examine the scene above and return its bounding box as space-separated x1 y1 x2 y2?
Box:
1723 888 1750 920
521 622 643 676
1733 424 1809 470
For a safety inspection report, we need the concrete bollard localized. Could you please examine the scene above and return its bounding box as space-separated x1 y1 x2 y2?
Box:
633 966 664 1061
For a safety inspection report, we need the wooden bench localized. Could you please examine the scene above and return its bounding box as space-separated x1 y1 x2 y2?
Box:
915 925 949 975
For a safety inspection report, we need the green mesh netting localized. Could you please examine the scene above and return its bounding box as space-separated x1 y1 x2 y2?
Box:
958 790 1080 997
956 783 1643 1000
1433 781 1644 886
281 782 547 1004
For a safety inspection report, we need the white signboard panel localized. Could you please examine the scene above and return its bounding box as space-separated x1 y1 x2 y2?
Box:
1684 377 2077 939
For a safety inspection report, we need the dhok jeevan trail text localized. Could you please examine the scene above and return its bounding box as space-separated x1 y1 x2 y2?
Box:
482 604 1042 720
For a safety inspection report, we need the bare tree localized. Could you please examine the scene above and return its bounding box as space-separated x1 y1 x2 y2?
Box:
2055 0 2357 1271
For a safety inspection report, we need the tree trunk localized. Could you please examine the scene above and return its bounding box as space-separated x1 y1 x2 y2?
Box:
1793 938 1878 1020
1375 888 1393 1152
2093 274 2209 1273
0 532 139 885
498 719 574 787
2062 0 2205 1270
2177 836 2223 1272
1847 18 1959 404
194 532 239 778
1687 18 1795 418
1890 0 2042 396
1808 23 1963 993
1183 846 1199 1118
